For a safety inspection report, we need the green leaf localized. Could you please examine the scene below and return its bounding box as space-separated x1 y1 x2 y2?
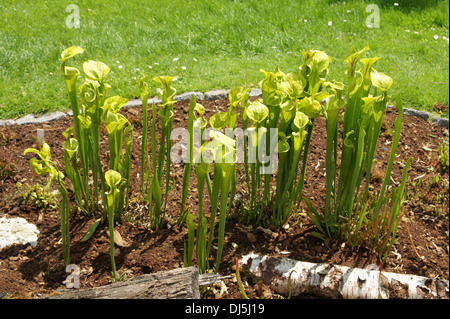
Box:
324 80 345 94
246 100 269 125
209 130 235 150
138 74 150 97
61 46 85 64
360 57 379 92
311 231 327 241
259 68 284 106
78 114 92 128
62 66 80 82
62 127 74 139
194 103 205 116
293 111 309 130
229 87 250 107
81 218 102 241
25 143 52 162
344 131 355 148
370 69 393 92
345 45 370 76
23 147 39 156
29 158 48 176
207 131 236 164
83 60 110 82
281 81 304 100
153 75 175 88
105 170 122 189
79 78 100 105
63 138 79 159
103 96 129 114
307 50 331 75
209 111 230 130
105 112 129 134
153 76 176 103
194 154 211 176
278 140 290 153
298 97 321 119
260 67 284 82
40 143 52 161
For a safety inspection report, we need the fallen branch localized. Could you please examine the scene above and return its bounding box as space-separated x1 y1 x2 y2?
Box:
240 253 449 299
42 267 230 299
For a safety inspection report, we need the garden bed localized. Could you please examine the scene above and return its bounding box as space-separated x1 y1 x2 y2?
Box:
0 97 448 299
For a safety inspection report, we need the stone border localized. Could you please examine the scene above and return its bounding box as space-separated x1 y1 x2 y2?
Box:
1 88 448 128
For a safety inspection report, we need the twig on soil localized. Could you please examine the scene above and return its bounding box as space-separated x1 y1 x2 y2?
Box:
405 221 424 261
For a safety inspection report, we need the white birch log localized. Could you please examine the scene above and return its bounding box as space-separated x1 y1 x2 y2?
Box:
240 253 449 299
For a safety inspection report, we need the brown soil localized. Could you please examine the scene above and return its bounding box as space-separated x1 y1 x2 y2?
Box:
0 97 448 299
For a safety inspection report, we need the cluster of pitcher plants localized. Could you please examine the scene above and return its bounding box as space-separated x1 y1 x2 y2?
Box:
24 45 412 279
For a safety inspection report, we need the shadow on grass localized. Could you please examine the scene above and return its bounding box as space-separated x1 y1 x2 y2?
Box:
327 0 441 11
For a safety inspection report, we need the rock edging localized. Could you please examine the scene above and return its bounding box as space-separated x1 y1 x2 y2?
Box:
1 89 448 128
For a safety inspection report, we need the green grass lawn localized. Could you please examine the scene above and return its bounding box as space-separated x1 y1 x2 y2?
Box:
0 0 448 119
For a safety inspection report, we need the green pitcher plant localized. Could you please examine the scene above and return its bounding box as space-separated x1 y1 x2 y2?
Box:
24 143 71 269
183 129 237 273
105 169 124 280
304 46 412 259
208 130 237 273
239 50 331 230
139 75 178 229
44 44 414 276
60 46 133 222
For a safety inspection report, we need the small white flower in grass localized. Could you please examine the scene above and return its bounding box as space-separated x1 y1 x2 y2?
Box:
193 58 198 62
173 76 178 81
434 35 439 40
328 21 333 26
154 62 159 65
173 57 179 62
181 66 186 70
405 30 410 33
116 61 120 64
431 27 435 30
414 31 419 34
347 10 351 13
343 19 347 23
148 66 152 69
118 65 123 69
394 3 399 6
304 19 308 22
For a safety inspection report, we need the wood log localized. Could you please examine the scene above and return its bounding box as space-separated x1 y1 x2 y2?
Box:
44 267 201 299
240 253 449 299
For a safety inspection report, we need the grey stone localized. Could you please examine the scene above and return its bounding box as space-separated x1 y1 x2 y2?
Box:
15 112 66 125
204 89 230 101
174 91 204 102
15 114 37 125
35 111 67 123
123 97 164 109
432 116 449 128
0 216 40 249
0 119 16 126
148 97 162 105
403 108 430 121
124 99 143 108
249 88 262 97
